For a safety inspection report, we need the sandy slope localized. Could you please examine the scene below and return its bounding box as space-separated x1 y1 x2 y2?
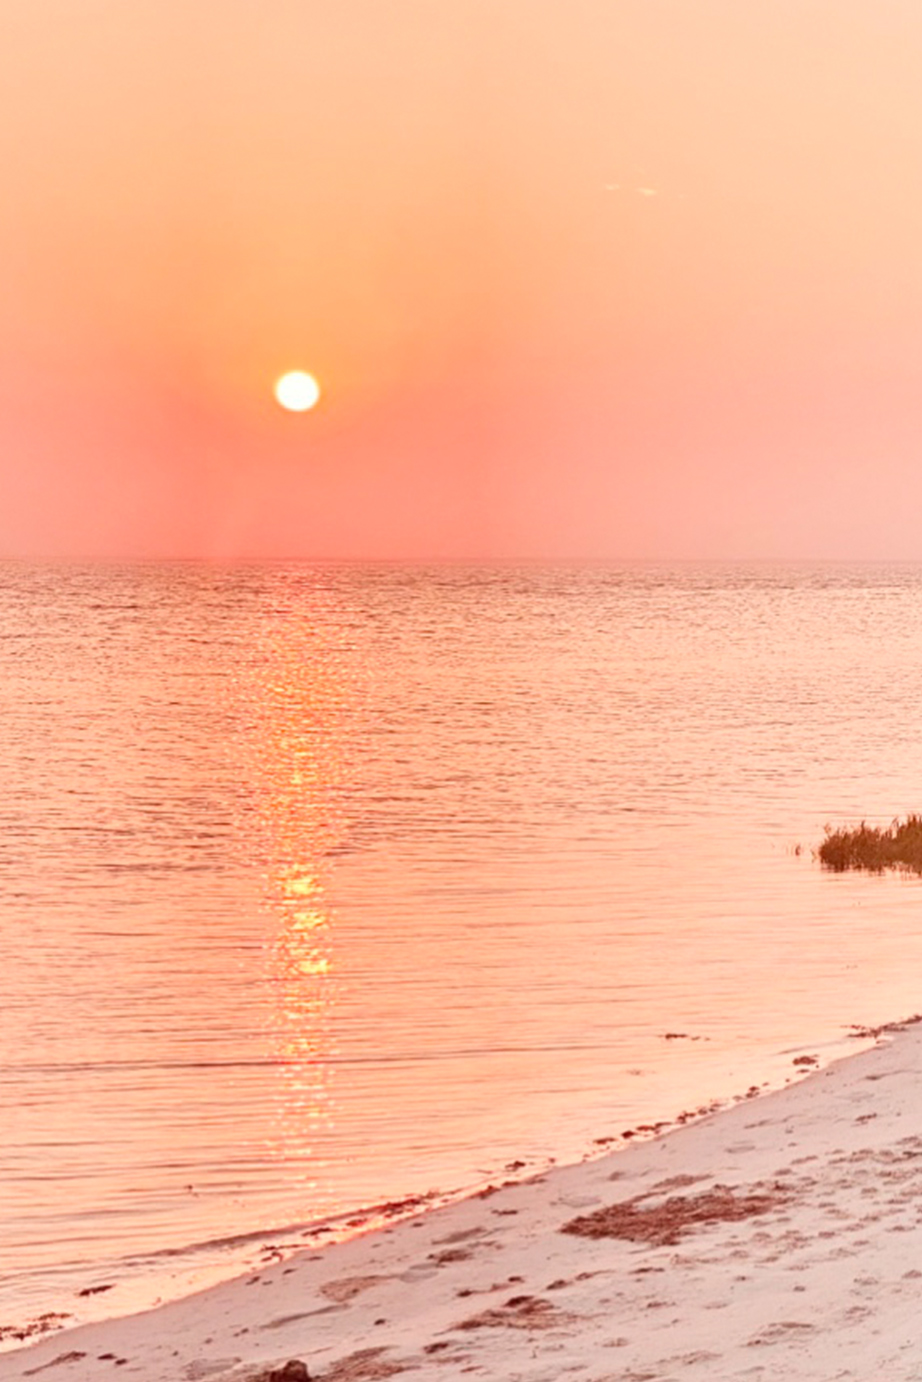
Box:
8 1023 922 1382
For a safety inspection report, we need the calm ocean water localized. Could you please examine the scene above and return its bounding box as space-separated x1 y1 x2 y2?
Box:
4 561 922 1337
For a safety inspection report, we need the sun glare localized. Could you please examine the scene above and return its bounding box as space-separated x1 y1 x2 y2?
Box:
274 371 321 412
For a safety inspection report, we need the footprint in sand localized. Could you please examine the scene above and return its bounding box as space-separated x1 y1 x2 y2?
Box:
747 1320 816 1346
183 1362 241 1380
320 1275 391 1304
23 1354 89 1376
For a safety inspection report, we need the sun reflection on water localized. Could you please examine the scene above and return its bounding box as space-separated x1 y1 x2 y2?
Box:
269 866 333 1171
250 602 353 1198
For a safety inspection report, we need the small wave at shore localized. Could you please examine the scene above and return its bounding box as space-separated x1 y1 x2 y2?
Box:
2 1020 885 1353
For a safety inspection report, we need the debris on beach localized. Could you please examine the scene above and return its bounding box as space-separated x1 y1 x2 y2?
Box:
0 1314 72 1345
561 1183 790 1247
253 1362 310 1382
454 1294 576 1332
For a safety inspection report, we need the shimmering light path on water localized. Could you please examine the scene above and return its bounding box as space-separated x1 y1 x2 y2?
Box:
3 562 922 1333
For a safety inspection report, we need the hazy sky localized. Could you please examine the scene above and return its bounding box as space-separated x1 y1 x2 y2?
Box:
5 1 922 559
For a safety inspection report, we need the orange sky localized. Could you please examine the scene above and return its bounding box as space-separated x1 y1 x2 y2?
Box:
5 1 922 559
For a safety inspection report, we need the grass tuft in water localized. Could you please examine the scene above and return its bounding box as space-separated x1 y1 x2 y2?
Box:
818 815 922 874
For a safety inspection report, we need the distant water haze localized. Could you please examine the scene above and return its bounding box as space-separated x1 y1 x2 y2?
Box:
3 562 922 1334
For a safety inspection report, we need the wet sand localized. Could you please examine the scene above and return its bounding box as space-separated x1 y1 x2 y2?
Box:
7 1020 922 1382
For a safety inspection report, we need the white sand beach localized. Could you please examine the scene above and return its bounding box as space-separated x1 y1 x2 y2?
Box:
8 1020 922 1382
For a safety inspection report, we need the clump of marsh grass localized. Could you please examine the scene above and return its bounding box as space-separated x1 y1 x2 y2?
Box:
818 815 922 874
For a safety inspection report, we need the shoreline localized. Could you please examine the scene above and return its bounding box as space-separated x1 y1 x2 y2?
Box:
1 1024 874 1352
8 1018 922 1381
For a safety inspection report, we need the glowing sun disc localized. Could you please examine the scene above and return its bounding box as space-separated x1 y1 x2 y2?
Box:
274 371 321 412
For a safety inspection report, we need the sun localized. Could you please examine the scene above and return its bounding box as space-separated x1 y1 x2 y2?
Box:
274 371 321 412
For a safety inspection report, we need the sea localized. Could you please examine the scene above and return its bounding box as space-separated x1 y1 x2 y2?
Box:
4 560 922 1341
